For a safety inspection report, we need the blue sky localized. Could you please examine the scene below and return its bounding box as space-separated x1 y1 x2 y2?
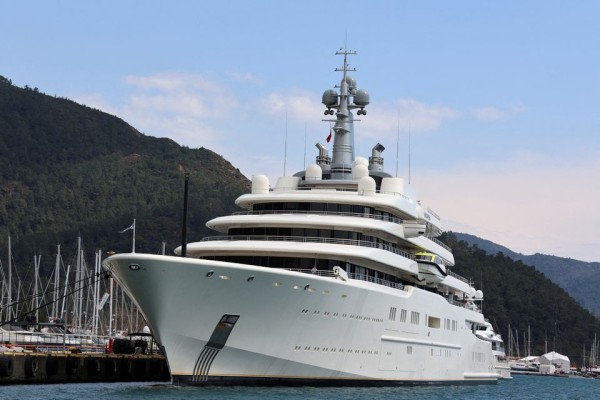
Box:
2 1 599 262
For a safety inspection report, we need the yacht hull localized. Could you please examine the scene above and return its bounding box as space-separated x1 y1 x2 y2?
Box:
103 253 497 386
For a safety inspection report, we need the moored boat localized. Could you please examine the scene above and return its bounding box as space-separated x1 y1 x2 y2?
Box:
475 321 511 379
103 48 498 386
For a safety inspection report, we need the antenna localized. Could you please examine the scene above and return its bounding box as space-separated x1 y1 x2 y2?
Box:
181 175 189 257
395 114 400 177
283 111 288 176
303 123 307 170
408 126 411 184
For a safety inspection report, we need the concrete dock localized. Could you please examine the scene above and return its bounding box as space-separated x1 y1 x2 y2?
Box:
0 352 169 384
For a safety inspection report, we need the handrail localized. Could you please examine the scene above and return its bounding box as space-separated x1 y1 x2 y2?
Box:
426 235 453 253
230 210 452 253
282 268 405 291
200 235 467 283
201 235 415 259
447 270 469 283
232 209 406 224
348 272 405 290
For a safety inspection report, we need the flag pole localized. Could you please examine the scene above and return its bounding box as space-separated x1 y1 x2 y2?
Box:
132 219 136 253
181 173 190 257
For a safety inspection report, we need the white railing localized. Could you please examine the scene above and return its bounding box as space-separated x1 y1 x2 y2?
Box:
202 235 414 259
233 209 405 224
282 268 405 291
0 330 108 353
447 270 469 283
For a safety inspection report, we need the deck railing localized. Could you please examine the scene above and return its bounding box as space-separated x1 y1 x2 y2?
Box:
202 234 415 260
231 210 453 253
283 268 405 291
233 209 405 224
447 269 469 283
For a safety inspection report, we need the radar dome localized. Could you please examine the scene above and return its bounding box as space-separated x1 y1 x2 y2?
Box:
358 176 376 196
251 174 269 194
305 164 322 180
353 156 369 167
345 75 356 89
352 164 369 180
275 176 300 191
322 89 338 107
354 89 370 106
380 177 405 194
475 290 484 300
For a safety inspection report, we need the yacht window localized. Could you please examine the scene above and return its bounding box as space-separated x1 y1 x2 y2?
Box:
400 309 407 322
339 204 352 213
310 202 325 212
427 316 441 329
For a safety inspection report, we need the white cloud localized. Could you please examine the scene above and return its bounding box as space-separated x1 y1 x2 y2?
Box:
472 106 505 121
259 90 322 120
358 98 459 141
73 73 242 149
472 104 526 121
228 71 262 84
124 73 224 92
415 152 600 262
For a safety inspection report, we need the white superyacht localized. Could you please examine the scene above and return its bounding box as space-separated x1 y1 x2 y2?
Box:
103 49 498 386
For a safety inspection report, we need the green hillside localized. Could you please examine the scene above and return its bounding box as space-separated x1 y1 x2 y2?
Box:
445 232 600 366
455 232 600 317
0 75 250 275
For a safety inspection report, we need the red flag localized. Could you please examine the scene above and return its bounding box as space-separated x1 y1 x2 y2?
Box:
326 128 332 143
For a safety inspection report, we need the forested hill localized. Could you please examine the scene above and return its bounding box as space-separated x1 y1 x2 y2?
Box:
444 232 600 366
0 75 250 273
454 232 600 317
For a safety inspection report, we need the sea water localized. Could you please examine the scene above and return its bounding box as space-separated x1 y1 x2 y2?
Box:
1 375 598 400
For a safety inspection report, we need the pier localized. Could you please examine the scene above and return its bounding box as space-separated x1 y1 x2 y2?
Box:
0 351 169 384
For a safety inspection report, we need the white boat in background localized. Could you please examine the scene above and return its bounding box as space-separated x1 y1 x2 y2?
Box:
475 321 511 379
510 356 540 373
103 49 498 386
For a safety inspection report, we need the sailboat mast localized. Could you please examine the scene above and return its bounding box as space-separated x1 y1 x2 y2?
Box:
52 245 61 318
528 325 531 357
7 235 12 321
33 254 40 322
92 250 101 336
60 265 70 321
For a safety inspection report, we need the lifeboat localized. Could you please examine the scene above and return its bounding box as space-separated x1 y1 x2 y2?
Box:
415 252 448 285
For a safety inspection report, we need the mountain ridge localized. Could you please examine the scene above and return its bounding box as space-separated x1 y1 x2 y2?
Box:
0 75 250 270
454 232 600 316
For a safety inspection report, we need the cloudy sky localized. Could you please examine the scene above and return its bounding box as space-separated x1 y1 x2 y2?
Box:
2 1 599 262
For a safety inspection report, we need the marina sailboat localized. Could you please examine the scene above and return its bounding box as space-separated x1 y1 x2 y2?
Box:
103 49 499 386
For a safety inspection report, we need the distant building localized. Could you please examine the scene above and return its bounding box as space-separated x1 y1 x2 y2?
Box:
539 351 570 373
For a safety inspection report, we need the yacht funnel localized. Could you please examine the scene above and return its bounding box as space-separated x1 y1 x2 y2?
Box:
369 143 385 171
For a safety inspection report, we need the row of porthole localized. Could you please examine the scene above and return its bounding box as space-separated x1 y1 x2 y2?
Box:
300 309 383 323
204 271 349 297
293 346 379 355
